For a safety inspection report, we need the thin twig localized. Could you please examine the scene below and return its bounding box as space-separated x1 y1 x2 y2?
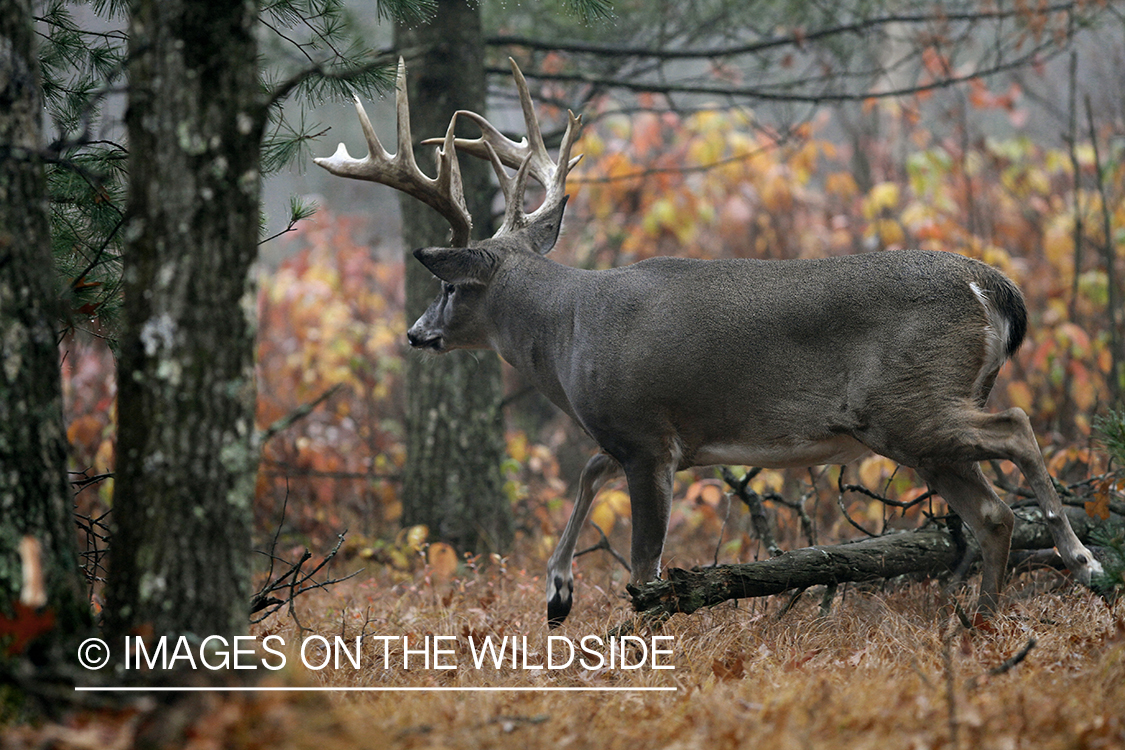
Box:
713 491 734 567
773 587 808 621
987 638 1037 677
260 383 344 444
575 524 631 573
838 467 933 510
836 469 879 538
721 467 782 556
965 638 1037 690
1086 94 1123 405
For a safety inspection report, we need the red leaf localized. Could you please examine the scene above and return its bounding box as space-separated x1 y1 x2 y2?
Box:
0 602 56 656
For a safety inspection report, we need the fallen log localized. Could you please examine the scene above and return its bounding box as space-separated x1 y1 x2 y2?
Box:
629 505 1123 618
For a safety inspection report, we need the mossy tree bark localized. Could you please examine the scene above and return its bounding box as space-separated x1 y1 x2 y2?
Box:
104 0 264 642
394 0 513 555
0 0 87 635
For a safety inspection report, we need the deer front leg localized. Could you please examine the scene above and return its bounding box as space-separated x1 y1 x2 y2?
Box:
546 452 621 626
623 457 676 589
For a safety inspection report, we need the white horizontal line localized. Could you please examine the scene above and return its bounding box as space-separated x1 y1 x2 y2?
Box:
75 686 676 693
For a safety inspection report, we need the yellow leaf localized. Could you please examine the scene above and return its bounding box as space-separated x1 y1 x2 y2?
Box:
507 431 529 464
858 455 896 489
863 182 900 219
826 172 859 200
1007 381 1033 412
602 489 631 516
590 501 616 535
388 548 411 570
874 218 906 247
865 501 884 525
402 524 428 552
94 437 114 474
749 470 784 495
580 131 605 158
382 499 402 523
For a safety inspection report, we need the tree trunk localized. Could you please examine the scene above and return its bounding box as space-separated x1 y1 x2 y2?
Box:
630 505 1124 619
0 0 87 634
394 0 513 555
104 0 263 642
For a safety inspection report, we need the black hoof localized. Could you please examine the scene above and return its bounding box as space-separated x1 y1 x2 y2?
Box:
547 593 572 627
547 575 574 628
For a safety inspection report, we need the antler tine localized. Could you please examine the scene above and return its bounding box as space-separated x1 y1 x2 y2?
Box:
391 58 422 177
509 58 552 174
537 108 582 210
314 58 472 246
500 151 536 235
446 61 583 236
434 114 467 226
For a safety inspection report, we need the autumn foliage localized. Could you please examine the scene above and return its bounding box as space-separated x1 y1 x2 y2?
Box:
58 79 1125 591
255 215 407 546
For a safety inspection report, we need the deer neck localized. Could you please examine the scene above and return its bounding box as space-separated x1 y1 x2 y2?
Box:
487 255 584 416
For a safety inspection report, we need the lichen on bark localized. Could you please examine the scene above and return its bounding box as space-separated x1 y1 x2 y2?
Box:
103 0 266 643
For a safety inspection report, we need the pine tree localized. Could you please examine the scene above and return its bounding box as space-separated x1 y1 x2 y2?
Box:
0 0 89 647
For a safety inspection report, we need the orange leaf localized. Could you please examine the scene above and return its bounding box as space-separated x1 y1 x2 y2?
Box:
711 653 745 680
427 542 459 583
1085 480 1114 521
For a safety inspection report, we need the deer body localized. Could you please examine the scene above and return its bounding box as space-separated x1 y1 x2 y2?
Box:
410 238 1102 622
428 249 997 470
318 59 1101 626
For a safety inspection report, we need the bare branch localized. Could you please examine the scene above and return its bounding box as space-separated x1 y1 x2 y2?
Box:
259 383 344 444
721 467 782 557
485 39 1065 106
488 3 1084 61
575 523 631 573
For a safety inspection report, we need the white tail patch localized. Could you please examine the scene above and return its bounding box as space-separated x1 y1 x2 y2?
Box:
969 281 1011 401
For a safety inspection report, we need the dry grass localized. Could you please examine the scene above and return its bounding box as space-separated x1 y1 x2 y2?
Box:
228 554 1125 750
5 554 1122 749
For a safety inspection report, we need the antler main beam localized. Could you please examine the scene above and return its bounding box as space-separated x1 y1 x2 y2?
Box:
314 58 472 246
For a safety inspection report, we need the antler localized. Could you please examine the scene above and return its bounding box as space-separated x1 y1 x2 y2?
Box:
313 58 472 246
423 58 583 237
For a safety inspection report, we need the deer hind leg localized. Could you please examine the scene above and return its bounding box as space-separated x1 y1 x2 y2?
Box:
546 452 621 626
969 408 1102 584
918 463 1015 615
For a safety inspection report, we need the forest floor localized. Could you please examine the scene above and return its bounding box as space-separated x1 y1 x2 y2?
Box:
4 552 1124 750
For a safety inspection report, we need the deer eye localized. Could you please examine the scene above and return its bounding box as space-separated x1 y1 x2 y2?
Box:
442 282 455 296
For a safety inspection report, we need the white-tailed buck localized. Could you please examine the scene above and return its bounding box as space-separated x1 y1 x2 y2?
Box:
316 59 1101 625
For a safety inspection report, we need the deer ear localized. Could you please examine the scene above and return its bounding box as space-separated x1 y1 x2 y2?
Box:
525 194 568 255
413 246 498 284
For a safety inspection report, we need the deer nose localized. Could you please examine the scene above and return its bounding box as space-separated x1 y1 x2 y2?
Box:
407 327 441 349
